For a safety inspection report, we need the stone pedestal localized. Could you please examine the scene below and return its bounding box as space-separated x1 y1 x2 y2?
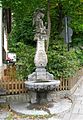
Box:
36 68 47 80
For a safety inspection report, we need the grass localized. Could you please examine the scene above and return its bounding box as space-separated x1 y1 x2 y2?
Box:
0 104 9 110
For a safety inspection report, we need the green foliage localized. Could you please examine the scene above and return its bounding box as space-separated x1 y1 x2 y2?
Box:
6 113 13 120
47 41 80 79
2 0 83 80
75 47 83 66
72 37 83 46
2 0 83 45
2 0 47 45
9 42 35 79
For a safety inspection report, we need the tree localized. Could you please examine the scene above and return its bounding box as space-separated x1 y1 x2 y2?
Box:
46 0 51 53
2 0 83 46
1 0 83 79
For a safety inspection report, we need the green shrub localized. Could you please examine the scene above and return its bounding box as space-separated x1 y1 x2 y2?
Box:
75 47 83 66
9 41 82 80
47 41 80 79
9 42 35 80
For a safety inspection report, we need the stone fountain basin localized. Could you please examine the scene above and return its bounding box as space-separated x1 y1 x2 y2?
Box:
25 80 60 91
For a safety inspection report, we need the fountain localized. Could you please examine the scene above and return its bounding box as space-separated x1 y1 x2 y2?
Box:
25 10 60 106
10 10 72 116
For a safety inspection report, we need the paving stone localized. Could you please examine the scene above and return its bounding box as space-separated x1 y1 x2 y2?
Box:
73 88 80 96
79 105 83 114
62 112 71 120
0 111 9 119
48 116 61 120
81 101 83 104
72 102 81 114
70 114 83 120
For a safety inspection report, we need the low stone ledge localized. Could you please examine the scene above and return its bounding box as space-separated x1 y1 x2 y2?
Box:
0 94 30 103
69 76 83 95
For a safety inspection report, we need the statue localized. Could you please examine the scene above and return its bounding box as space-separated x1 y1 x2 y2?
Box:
33 9 47 41
24 9 60 106
33 9 48 68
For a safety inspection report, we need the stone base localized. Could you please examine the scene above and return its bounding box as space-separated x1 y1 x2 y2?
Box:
10 99 72 116
29 91 48 104
29 90 57 104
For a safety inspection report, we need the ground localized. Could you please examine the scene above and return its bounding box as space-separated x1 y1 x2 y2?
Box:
0 76 83 120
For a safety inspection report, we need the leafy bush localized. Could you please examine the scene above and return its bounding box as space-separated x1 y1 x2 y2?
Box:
47 41 80 79
72 37 83 46
75 47 83 66
9 42 35 80
8 40 83 80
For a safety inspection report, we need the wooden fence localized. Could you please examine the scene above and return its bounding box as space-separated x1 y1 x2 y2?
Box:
58 68 83 91
0 65 83 95
0 76 27 95
0 65 27 95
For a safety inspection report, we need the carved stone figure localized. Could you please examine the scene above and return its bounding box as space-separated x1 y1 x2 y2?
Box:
33 10 48 67
33 9 47 41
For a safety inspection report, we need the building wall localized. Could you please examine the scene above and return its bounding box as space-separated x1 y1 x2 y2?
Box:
0 3 2 67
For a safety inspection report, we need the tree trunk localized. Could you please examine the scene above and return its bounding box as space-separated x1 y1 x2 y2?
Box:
46 0 51 53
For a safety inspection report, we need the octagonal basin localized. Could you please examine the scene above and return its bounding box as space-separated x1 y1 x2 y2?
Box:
25 80 60 92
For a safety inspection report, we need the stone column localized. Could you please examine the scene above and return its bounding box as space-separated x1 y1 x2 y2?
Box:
0 2 3 78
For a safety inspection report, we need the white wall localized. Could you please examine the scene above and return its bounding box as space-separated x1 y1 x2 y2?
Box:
0 3 2 67
4 28 8 54
0 2 3 78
